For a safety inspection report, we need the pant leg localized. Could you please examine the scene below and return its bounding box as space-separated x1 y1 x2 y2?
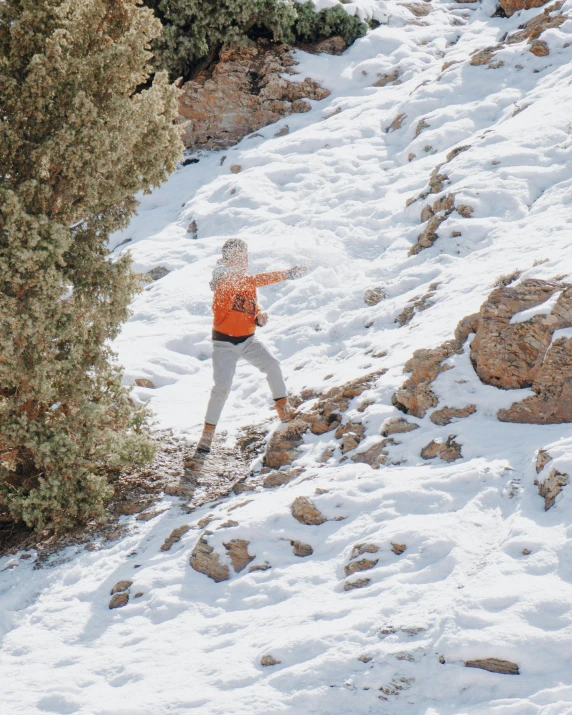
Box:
204 341 241 425
242 336 287 400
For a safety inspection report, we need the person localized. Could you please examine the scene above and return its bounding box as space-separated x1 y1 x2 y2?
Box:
196 238 306 455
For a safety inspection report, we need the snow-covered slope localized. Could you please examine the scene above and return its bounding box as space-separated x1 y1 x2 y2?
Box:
3 1 572 712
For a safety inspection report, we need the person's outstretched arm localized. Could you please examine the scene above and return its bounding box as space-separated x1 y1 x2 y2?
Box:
253 265 307 288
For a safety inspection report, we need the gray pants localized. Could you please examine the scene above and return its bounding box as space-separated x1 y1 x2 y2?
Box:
205 336 287 425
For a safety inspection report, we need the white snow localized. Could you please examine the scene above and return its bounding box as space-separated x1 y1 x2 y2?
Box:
510 291 562 324
4 0 572 713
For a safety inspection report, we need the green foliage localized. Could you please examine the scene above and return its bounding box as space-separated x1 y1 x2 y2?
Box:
145 0 367 80
292 2 367 47
0 0 183 532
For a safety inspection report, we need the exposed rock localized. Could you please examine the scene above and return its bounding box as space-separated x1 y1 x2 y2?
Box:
350 543 379 559
261 654 281 666
146 266 170 281
536 449 552 473
351 439 393 469
178 42 329 151
395 284 440 323
421 436 462 462
187 220 198 238
135 509 163 522
500 0 551 16
456 204 473 218
291 496 327 525
381 417 419 437
230 164 241 174
274 125 289 137
344 578 371 591
430 405 476 426
233 482 256 494
291 540 313 557
303 36 347 55
190 536 230 582
530 39 550 55
134 378 155 389
160 525 191 552
134 592 144 598
374 69 400 87
344 557 378 576
364 287 387 306
415 118 430 137
386 113 406 132
218 519 239 529
536 469 569 510
358 655 373 663
522 548 532 555
393 313 478 417
249 563 271 572
506 2 566 43
391 543 407 555
403 3 432 16
465 658 519 675
263 467 303 488
109 592 129 609
265 419 308 469
470 46 502 66
111 580 133 595
223 539 255 573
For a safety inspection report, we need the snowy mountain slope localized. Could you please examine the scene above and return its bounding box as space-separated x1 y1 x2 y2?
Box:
3 1 572 713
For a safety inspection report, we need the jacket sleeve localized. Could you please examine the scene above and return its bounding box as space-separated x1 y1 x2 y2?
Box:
251 270 288 288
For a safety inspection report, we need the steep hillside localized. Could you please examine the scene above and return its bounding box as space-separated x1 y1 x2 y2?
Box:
3 1 572 713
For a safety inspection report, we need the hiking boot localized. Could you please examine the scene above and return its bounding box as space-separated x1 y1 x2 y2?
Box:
196 423 216 454
274 397 294 423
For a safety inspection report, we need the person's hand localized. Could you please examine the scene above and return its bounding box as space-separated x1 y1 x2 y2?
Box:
285 265 308 280
256 311 268 327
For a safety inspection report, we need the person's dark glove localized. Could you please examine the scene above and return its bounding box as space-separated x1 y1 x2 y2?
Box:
285 265 308 280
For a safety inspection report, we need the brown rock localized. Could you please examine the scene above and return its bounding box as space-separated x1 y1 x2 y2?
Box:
364 287 387 306
274 125 289 137
164 485 181 497
218 520 239 529
465 658 519 675
415 118 430 137
506 3 565 43
265 419 308 469
350 543 379 560
430 405 476 426
224 539 255 573
351 439 393 469
404 2 432 15
109 593 129 609
161 525 192 552
261 654 281 666
536 449 552 473
291 540 313 557
374 69 400 87
456 204 473 218
470 46 501 66
382 417 419 437
178 42 330 151
233 482 256 494
386 113 406 133
344 558 378 576
145 267 170 282
500 0 550 17
358 655 373 663
230 165 241 174
110 580 133 595
344 578 371 591
537 469 569 510
190 537 230 582
421 436 462 462
134 592 144 598
263 468 302 488
291 496 327 525
134 378 155 389
391 543 407 555
135 510 162 522
249 563 271 572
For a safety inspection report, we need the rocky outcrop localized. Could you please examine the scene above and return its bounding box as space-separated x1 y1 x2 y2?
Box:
291 540 313 557
291 496 327 525
465 658 519 675
344 557 378 576
421 436 462 462
223 539 255 573
351 439 393 469
351 543 379 559
364 287 386 306
178 42 330 151
391 543 407 555
430 405 476 426
190 536 230 582
381 417 419 437
536 468 569 510
500 0 550 16
265 419 308 469
160 524 191 552
344 578 370 591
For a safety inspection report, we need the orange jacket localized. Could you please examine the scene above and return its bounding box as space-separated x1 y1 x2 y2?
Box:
212 269 288 337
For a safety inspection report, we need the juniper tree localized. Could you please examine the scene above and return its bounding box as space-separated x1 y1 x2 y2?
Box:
145 0 367 81
0 0 182 531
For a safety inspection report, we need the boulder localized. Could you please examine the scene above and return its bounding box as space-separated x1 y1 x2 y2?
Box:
350 543 379 559
261 655 281 666
351 439 393 469
421 436 462 462
178 42 329 151
291 496 327 525
381 417 419 436
500 0 550 17
190 536 230 582
263 468 303 488
109 593 129 609
160 525 191 552
134 378 155 389
430 405 476 426
536 468 569 510
344 558 378 576
110 580 133 595
465 658 519 675
391 543 407 555
223 539 255 573
364 287 387 306
265 419 308 469
291 540 313 557
344 578 371 591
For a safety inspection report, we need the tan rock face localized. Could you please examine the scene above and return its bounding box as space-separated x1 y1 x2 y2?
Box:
500 0 550 17
190 536 230 582
430 405 476 426
536 449 552 473
265 419 308 469
344 558 378 576
263 468 303 488
351 439 393 469
465 658 519 675
421 436 462 462
178 42 330 151
536 469 569 510
381 417 419 437
109 593 129 609
223 539 255 573
291 496 327 525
